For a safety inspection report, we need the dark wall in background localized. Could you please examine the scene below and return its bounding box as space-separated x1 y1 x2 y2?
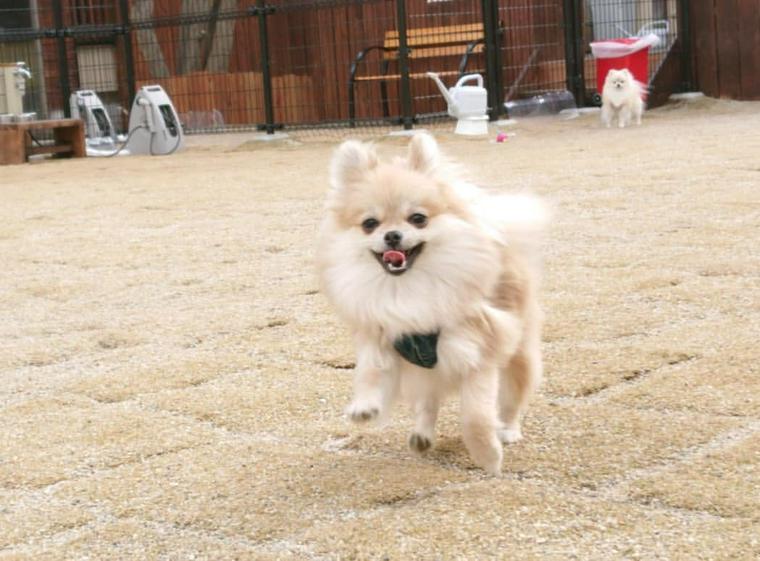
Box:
690 0 760 100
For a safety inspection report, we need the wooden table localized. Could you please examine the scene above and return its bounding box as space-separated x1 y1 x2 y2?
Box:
0 118 86 165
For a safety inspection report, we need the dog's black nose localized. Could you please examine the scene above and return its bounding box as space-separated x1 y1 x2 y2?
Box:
384 230 403 248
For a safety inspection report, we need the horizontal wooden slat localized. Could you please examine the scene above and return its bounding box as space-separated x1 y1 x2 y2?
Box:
406 22 482 36
355 68 486 82
385 23 482 40
384 23 484 49
0 119 82 131
383 43 484 60
27 143 73 156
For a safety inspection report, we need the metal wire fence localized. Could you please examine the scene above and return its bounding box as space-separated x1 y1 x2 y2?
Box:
0 0 688 136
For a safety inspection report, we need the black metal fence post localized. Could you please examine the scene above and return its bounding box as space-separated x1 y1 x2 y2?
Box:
395 0 413 130
119 0 136 103
255 0 276 134
481 0 502 120
52 1 71 117
562 0 584 105
678 0 692 92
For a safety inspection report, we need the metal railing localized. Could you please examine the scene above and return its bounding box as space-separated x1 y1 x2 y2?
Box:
0 0 689 135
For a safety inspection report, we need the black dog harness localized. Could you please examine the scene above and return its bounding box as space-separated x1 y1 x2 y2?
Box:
393 332 439 369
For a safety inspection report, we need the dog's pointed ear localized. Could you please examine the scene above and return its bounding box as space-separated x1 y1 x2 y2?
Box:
330 140 378 191
407 133 440 175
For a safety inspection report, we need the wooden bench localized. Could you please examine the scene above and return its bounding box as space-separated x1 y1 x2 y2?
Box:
0 118 86 165
348 23 491 124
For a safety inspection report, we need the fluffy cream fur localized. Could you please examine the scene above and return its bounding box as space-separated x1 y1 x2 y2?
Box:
601 68 645 128
317 133 546 475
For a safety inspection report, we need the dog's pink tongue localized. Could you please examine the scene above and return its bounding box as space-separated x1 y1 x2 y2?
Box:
383 250 406 267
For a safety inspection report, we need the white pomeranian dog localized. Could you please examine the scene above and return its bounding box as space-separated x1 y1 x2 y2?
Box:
601 68 646 128
317 133 547 475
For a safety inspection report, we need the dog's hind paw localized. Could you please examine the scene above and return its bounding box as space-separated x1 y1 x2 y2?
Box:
409 433 433 453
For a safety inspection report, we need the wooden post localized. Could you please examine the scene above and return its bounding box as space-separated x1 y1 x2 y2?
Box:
0 127 26 165
395 0 413 130
53 120 86 158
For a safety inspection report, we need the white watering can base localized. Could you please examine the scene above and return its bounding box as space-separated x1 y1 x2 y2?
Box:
456 116 489 135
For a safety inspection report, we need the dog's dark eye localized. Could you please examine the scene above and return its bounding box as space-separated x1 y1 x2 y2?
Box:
408 213 428 228
361 218 379 234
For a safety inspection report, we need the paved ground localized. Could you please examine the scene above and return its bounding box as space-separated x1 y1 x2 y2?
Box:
1 97 758 560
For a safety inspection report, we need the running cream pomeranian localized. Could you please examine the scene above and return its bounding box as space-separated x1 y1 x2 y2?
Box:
601 68 645 128
317 134 546 474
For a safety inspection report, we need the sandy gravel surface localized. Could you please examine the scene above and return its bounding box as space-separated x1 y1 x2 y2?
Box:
1 97 759 560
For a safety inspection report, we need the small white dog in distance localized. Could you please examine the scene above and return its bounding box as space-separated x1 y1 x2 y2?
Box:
317 133 547 475
601 68 645 128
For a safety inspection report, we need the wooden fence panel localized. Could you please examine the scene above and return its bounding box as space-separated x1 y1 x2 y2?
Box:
737 0 760 98
715 0 742 98
691 0 760 100
136 71 318 127
690 0 719 97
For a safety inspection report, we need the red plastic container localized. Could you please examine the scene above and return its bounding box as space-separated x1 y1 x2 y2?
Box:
591 37 651 94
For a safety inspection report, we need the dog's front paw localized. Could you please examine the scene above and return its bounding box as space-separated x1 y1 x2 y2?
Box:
472 444 503 476
345 399 381 423
409 432 433 453
498 425 523 444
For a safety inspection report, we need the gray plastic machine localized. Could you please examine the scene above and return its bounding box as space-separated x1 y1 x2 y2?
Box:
70 90 122 153
70 85 182 156
126 85 183 155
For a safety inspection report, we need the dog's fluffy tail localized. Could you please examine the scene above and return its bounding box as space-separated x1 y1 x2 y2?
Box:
489 193 549 240
476 194 549 281
635 79 649 102
455 184 549 248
